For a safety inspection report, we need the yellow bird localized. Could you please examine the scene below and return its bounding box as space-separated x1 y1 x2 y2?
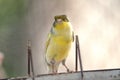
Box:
45 15 74 74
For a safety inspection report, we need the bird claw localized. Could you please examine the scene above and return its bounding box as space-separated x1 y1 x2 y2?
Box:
67 69 73 73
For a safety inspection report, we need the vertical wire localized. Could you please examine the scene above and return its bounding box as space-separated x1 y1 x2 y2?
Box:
27 40 35 80
76 35 84 80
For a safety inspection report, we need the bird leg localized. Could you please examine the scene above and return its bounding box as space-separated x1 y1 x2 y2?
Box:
62 59 70 72
51 59 57 74
52 63 54 73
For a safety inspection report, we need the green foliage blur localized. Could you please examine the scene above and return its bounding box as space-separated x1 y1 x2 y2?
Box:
0 0 28 77
0 0 26 26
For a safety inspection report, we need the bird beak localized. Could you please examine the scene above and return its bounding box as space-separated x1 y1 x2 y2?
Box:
56 19 62 23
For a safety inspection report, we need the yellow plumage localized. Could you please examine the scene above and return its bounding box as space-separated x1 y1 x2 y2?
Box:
45 15 74 73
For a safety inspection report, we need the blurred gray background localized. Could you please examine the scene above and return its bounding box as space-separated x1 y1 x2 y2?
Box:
0 0 120 78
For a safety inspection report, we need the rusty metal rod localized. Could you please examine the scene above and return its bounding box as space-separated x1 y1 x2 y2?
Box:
28 50 30 76
27 40 35 80
75 36 78 71
75 35 84 80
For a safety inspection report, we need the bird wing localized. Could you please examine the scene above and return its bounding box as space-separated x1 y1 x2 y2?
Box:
72 31 74 42
45 33 51 52
45 27 54 52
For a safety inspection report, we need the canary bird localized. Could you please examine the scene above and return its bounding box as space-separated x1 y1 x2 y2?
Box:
45 15 74 74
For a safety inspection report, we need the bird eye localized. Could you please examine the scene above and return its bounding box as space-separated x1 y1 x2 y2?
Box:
62 18 66 21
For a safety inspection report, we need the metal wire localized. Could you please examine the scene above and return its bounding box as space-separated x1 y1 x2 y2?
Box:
75 36 78 71
27 40 35 80
75 35 84 80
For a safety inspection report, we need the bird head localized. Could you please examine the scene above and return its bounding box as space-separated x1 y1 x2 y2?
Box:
53 15 70 30
54 15 69 22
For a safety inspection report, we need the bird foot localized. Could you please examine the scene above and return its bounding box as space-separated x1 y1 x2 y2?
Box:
67 69 73 73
